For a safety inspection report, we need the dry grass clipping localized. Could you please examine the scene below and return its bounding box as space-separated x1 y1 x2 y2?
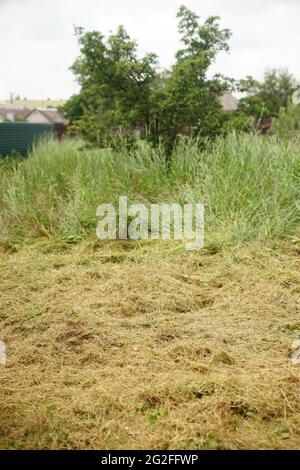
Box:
0 238 300 449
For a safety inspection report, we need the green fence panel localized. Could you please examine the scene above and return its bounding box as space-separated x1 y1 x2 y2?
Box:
0 123 53 157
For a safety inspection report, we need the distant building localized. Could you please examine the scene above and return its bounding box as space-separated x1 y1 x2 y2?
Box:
26 108 69 126
26 108 69 139
0 104 30 122
219 93 239 111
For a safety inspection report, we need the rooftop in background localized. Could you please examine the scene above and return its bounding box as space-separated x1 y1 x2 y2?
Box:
0 104 28 111
26 107 69 126
219 93 239 111
0 104 30 122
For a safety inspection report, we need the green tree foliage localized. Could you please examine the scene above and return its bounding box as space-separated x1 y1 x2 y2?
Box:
239 69 298 120
65 25 157 146
65 5 249 151
155 6 236 152
62 93 85 121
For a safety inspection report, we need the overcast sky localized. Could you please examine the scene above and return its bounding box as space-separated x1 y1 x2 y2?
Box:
0 0 299 100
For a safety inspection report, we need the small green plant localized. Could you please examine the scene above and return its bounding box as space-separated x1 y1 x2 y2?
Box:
147 408 168 424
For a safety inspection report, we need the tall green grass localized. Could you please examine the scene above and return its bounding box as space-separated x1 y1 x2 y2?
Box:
0 133 299 244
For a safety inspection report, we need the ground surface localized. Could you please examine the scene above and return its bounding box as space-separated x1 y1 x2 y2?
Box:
0 238 299 449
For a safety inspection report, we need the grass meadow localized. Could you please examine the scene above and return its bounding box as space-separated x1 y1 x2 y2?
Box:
0 133 300 449
0 133 299 245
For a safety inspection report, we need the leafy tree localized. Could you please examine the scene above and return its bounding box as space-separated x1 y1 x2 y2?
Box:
66 5 249 151
239 69 298 120
67 26 157 146
155 6 236 152
62 93 85 121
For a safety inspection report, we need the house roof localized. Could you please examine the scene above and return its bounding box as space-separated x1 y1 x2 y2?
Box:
36 108 65 123
27 108 68 125
219 93 239 111
0 104 30 119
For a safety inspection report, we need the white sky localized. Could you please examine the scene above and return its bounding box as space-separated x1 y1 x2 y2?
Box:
0 0 299 100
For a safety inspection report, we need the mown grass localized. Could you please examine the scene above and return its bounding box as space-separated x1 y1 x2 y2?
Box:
0 133 300 449
0 238 300 449
0 133 299 245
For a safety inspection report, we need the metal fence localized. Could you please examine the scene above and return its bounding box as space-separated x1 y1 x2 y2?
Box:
0 123 53 157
